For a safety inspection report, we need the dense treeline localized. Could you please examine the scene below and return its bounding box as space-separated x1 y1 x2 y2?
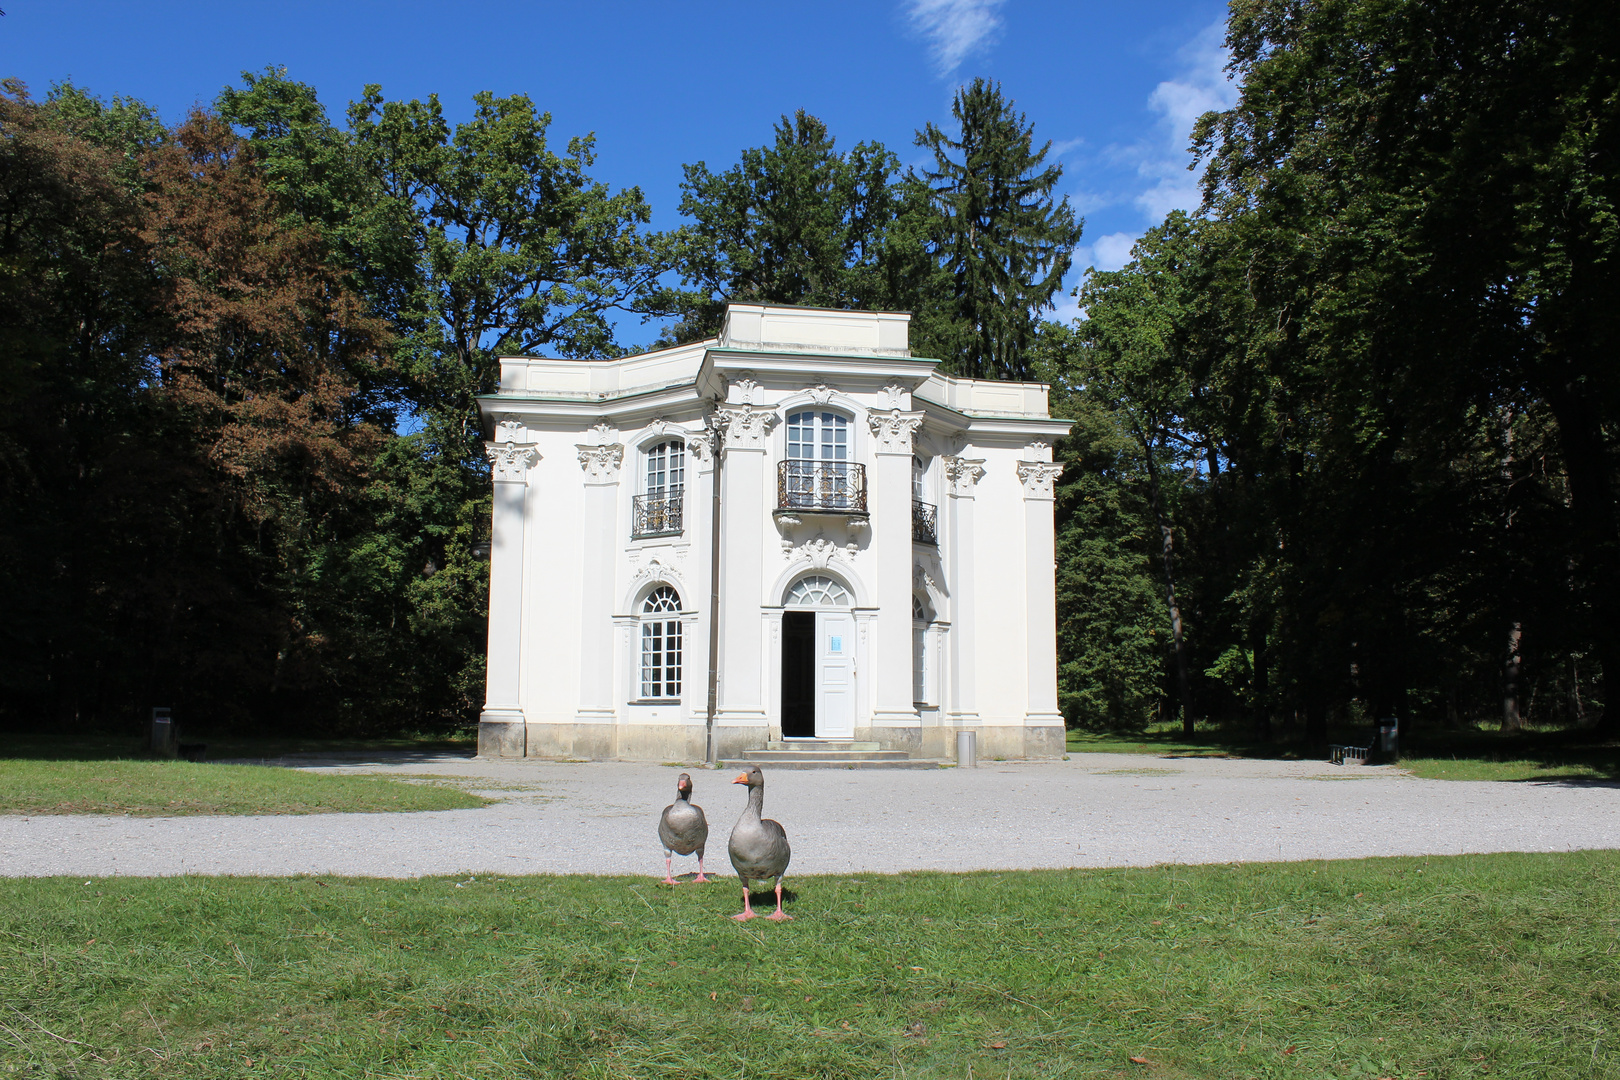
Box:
2 0 1613 741
1046 0 1618 738
0 70 1075 735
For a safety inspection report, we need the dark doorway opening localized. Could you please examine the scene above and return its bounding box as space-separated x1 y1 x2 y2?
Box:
781 611 815 738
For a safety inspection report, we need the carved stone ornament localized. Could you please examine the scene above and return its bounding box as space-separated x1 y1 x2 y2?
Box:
485 440 539 483
783 534 844 568
687 431 715 464
913 560 947 598
1016 461 1065 499
942 456 987 496
731 372 760 405
881 383 907 410
803 382 836 404
1024 440 1054 462
867 409 923 455
645 417 671 437
717 405 778 450
587 419 618 445
632 557 683 591
576 441 625 483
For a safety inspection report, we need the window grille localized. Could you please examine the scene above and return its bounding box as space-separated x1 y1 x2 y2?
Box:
640 586 682 698
785 575 851 608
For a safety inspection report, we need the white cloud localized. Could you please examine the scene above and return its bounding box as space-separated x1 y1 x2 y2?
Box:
905 0 1006 77
1075 232 1140 274
1088 20 1237 223
1127 21 1238 219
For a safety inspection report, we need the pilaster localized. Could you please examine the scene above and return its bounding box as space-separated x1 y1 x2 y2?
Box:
715 405 776 727
1017 457 1066 728
942 454 985 724
575 425 624 729
479 419 539 757
869 409 924 725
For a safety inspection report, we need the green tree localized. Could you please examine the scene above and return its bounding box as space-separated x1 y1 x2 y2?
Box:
1034 325 1166 731
1069 216 1207 736
917 78 1082 379
1194 0 1620 731
670 110 942 346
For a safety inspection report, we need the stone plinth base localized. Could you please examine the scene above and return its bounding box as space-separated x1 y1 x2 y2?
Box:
477 715 526 758
481 719 1064 762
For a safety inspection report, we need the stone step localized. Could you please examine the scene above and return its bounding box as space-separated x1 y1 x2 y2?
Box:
743 748 910 762
766 740 880 752
720 757 944 770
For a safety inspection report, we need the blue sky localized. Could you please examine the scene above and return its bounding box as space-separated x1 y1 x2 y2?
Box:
5 0 1235 335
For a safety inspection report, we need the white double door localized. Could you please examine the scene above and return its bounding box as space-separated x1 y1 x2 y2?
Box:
812 610 854 740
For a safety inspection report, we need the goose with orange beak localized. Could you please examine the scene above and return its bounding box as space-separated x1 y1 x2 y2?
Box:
727 765 792 921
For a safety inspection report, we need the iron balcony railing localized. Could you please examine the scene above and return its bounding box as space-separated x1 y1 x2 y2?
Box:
912 499 938 545
778 460 867 515
632 489 684 538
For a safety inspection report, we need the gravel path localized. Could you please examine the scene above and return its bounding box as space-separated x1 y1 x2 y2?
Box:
3 754 1616 878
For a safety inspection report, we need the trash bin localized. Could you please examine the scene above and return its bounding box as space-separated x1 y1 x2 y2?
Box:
956 729 977 768
1377 718 1399 757
150 707 177 758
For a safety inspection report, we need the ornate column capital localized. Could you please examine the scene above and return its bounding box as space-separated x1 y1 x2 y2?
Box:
687 427 717 465
868 409 924 455
1016 461 1065 500
485 418 540 483
576 442 624 484
942 455 987 497
716 404 777 451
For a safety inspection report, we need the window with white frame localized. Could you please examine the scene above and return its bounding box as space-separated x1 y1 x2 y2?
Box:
639 587 682 698
912 594 930 705
786 411 849 462
645 440 684 494
633 441 685 538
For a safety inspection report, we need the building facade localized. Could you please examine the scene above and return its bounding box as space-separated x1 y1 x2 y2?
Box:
476 304 1071 761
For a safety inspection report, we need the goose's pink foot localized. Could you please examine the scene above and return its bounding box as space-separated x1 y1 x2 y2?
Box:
694 858 710 883
767 882 793 921
732 889 757 920
661 857 679 885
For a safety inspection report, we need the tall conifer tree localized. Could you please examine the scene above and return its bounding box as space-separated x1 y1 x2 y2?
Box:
917 79 1082 380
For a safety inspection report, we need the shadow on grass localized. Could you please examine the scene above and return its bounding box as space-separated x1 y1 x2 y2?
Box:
1066 720 1620 779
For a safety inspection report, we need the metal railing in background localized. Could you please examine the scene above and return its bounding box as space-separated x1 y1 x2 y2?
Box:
912 499 938 544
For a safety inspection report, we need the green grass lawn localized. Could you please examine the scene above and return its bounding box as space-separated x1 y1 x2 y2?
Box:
1066 722 1620 784
3 852 1616 1078
0 733 477 763
0 760 489 816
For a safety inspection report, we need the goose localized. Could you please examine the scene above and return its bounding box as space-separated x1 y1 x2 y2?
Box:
657 772 710 884
727 765 792 921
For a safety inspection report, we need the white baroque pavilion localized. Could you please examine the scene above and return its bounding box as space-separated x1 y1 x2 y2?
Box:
476 303 1071 762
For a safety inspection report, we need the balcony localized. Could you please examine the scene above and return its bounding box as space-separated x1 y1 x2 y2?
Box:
912 499 938 545
632 489 684 538
777 460 867 516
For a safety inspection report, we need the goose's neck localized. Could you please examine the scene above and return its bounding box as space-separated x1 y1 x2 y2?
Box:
746 784 764 817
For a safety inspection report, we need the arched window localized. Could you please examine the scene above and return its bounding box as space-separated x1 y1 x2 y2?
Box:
785 575 852 608
634 441 685 538
913 594 931 705
784 412 855 511
640 586 682 698
644 440 684 494
786 411 849 461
